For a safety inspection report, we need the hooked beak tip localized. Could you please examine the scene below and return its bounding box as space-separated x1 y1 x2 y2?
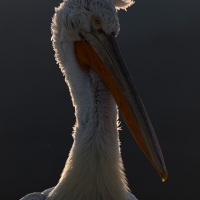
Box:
161 169 168 182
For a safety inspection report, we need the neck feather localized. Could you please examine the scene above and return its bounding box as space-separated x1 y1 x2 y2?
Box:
49 70 130 200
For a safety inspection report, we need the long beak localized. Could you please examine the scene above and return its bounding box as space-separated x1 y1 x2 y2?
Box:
74 30 168 182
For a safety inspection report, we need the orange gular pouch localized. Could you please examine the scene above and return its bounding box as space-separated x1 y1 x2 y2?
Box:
74 40 168 182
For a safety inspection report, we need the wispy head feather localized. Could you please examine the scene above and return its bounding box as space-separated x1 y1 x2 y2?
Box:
113 0 135 10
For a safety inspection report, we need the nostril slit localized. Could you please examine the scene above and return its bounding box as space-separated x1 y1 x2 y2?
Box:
79 32 85 39
111 31 115 36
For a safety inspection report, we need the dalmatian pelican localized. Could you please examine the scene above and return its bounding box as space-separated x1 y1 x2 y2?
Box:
20 0 167 199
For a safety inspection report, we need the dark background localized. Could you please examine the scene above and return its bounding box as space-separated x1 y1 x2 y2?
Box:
1 0 200 199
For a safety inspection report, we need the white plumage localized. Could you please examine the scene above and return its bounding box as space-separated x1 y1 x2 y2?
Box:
21 0 167 199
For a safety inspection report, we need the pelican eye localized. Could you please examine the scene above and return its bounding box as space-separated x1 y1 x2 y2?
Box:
92 16 101 28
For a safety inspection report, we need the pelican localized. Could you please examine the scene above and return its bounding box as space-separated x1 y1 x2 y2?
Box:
21 0 167 199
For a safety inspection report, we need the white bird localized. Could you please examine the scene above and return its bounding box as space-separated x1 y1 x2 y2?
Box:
21 0 168 199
